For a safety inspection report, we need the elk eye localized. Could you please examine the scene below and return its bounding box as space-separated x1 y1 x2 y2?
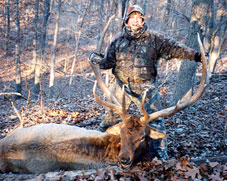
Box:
140 136 145 142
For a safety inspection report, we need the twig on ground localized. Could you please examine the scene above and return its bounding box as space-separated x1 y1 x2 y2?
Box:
191 156 227 164
224 120 227 140
25 77 31 112
0 92 22 96
5 95 23 127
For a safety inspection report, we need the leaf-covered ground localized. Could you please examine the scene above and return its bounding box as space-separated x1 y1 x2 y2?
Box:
0 57 226 180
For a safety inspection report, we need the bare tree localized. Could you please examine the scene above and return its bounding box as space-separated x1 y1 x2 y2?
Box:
131 0 137 6
50 0 55 12
122 0 129 19
32 0 50 99
14 0 22 98
118 0 129 31
172 0 209 105
5 0 10 56
49 0 62 99
205 0 226 75
164 0 172 24
172 0 226 105
31 0 39 72
68 0 91 99
142 0 148 14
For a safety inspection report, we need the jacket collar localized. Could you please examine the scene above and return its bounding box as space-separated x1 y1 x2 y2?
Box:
123 23 148 40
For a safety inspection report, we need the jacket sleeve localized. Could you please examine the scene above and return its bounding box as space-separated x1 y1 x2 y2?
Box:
154 33 197 61
99 39 117 70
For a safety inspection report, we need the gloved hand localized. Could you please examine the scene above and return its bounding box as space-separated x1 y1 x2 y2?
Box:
89 52 104 65
194 52 201 62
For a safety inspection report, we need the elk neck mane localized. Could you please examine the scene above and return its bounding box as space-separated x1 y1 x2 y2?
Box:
50 133 121 163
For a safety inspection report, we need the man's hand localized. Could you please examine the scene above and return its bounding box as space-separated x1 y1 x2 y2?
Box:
89 52 104 65
194 52 201 62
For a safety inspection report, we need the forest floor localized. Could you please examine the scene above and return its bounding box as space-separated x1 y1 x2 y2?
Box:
0 54 226 180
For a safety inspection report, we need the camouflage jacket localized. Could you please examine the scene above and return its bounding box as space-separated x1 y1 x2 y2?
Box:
99 26 197 85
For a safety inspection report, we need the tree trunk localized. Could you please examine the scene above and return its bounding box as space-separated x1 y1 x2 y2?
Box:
121 0 129 29
50 0 55 12
32 0 39 72
131 0 137 5
164 0 172 24
32 0 50 99
142 0 148 15
121 0 129 19
116 0 122 32
14 0 22 99
204 0 214 54
5 0 10 56
172 0 209 105
207 0 226 75
68 0 91 99
49 0 61 99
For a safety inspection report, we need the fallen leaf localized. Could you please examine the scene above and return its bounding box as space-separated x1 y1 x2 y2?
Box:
209 162 219 168
184 166 200 179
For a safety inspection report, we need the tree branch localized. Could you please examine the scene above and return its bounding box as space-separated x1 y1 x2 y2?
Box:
191 156 227 165
0 92 22 96
5 96 23 127
167 8 190 23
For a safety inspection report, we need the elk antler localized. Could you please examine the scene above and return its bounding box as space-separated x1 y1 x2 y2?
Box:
91 64 121 106
88 13 120 106
141 34 208 124
93 80 128 119
89 14 129 120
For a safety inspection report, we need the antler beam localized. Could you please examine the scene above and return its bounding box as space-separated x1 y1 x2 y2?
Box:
142 34 208 124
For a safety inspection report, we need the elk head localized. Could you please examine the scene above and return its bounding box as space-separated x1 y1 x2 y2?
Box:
90 34 207 169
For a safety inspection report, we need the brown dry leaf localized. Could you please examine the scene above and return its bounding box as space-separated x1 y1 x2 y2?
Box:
199 162 212 176
209 162 219 168
85 113 94 118
95 111 99 116
176 159 190 171
46 109 59 117
59 109 68 118
152 157 163 166
159 87 168 94
164 159 177 170
223 165 227 179
184 166 200 179
170 175 178 180
209 173 223 181
72 112 80 118
81 170 86 179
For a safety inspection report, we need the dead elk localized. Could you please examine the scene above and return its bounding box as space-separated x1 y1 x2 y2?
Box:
0 120 163 174
0 35 207 174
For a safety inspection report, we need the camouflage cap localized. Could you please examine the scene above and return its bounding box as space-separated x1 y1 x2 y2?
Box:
127 5 144 16
125 5 145 23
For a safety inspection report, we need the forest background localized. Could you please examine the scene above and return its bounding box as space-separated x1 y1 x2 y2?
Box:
0 0 226 180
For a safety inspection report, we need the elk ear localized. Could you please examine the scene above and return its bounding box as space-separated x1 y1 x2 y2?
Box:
106 122 123 135
148 127 166 139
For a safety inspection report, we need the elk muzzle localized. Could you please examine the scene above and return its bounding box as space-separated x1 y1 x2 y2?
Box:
118 155 133 169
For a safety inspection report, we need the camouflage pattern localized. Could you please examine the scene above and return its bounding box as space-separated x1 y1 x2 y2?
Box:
125 5 145 24
99 26 197 86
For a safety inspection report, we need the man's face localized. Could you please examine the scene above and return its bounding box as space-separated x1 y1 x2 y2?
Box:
127 12 144 31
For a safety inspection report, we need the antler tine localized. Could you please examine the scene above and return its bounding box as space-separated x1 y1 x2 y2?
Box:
143 33 207 124
121 85 128 120
93 81 123 116
141 90 149 121
91 64 121 107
